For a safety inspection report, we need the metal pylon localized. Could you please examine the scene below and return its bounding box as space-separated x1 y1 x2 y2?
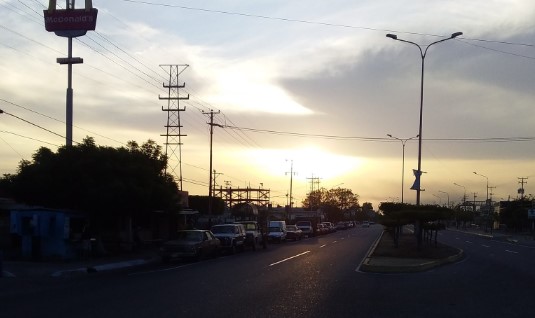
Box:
159 64 189 190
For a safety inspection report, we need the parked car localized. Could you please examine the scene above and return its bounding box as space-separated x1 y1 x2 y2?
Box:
286 224 303 241
316 223 327 235
336 221 348 230
160 230 220 262
211 223 247 254
321 222 336 233
235 221 261 250
362 221 370 228
295 220 315 237
267 221 287 242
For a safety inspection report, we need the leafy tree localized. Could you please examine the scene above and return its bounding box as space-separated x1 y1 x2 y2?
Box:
500 199 532 231
302 187 360 222
379 202 453 249
188 195 226 216
0 137 179 230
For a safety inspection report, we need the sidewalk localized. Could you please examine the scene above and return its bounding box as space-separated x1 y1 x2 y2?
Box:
1 248 161 279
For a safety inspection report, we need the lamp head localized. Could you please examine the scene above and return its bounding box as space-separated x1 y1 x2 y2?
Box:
451 32 463 38
386 34 398 40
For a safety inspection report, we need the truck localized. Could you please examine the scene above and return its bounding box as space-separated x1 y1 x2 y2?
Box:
267 220 287 242
295 217 321 237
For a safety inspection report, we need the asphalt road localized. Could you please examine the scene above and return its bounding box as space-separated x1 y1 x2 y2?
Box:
2 226 535 318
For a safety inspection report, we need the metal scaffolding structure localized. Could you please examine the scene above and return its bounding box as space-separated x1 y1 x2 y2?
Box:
214 186 270 208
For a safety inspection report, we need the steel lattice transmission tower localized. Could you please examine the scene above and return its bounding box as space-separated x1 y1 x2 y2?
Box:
159 64 189 190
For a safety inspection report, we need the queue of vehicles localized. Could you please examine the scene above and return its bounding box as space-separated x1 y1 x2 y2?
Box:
160 219 365 263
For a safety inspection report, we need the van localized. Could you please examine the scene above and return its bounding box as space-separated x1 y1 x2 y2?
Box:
267 221 287 242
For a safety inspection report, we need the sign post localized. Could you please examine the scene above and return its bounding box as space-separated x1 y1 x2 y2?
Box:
43 1 98 146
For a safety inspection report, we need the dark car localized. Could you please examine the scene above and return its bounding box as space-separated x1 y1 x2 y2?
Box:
286 224 303 241
211 224 247 253
160 230 220 262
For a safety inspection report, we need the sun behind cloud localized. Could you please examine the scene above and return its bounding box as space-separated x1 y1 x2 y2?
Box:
242 146 364 180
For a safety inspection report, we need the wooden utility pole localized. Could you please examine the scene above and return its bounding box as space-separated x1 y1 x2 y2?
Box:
203 109 221 225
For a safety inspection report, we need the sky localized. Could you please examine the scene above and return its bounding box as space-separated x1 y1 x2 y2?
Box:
1 0 535 210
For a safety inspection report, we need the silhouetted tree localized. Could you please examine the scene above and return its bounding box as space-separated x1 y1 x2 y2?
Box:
302 187 360 221
0 137 179 230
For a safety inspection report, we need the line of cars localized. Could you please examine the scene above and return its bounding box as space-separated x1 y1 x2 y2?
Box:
160 221 262 262
160 220 360 262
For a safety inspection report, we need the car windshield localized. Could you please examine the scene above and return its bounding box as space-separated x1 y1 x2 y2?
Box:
241 223 257 230
211 225 235 234
269 227 282 232
176 231 203 242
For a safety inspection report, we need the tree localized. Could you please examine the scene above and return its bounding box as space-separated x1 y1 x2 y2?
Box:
301 187 360 222
379 202 453 249
0 137 179 230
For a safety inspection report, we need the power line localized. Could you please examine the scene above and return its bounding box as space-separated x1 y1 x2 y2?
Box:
120 0 534 48
223 124 535 143
0 109 73 143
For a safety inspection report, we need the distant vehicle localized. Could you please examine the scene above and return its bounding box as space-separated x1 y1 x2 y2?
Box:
316 223 327 235
321 222 336 233
235 221 261 250
286 224 303 241
267 220 287 242
160 230 220 262
211 223 247 254
295 220 315 237
336 221 348 230
362 221 370 228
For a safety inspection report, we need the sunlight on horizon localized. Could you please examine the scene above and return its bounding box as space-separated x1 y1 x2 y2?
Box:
242 146 365 181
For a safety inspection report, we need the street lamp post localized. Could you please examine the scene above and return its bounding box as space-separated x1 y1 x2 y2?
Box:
433 194 442 206
454 182 467 203
387 134 418 203
474 171 491 232
386 31 463 205
473 171 489 202
438 190 450 208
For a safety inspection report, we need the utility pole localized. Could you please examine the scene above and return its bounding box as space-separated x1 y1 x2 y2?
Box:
213 170 223 194
203 109 221 225
285 160 296 209
518 177 528 200
159 64 189 190
307 175 321 193
307 174 322 209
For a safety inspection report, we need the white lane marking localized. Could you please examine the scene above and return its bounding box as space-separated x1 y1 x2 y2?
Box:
482 244 491 248
320 244 327 248
465 241 473 244
332 241 338 244
269 251 311 267
505 250 519 254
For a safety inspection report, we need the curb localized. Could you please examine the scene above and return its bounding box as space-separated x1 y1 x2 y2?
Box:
51 258 157 277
